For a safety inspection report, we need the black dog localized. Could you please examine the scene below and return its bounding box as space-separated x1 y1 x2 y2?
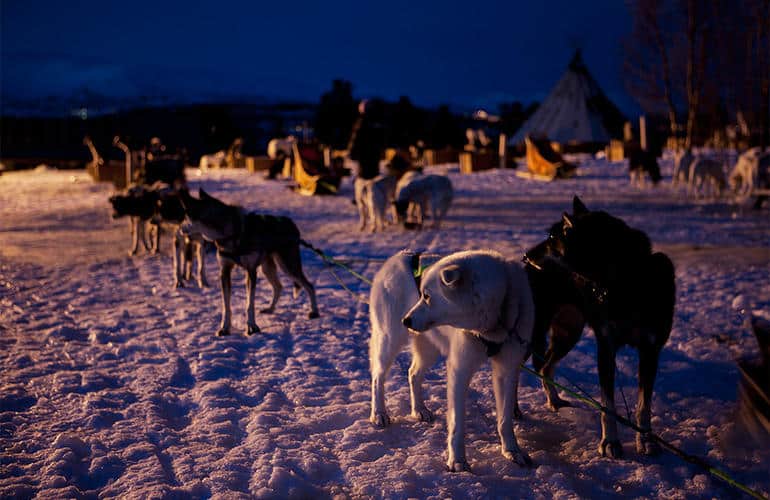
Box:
109 184 163 255
628 149 662 186
524 196 675 458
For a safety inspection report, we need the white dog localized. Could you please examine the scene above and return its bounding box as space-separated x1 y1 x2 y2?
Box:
688 157 726 198
354 174 398 232
369 250 535 471
393 174 453 228
198 151 227 170
729 147 769 196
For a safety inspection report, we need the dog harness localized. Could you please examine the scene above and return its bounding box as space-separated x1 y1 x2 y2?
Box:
522 253 608 306
215 211 299 264
409 252 507 358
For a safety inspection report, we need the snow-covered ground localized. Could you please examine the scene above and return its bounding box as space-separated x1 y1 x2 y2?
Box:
1 159 768 499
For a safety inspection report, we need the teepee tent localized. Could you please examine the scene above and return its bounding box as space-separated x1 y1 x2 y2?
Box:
510 51 625 146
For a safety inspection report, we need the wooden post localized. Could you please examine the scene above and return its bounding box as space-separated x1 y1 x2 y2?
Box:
323 147 331 168
498 133 507 169
639 115 647 151
623 121 633 142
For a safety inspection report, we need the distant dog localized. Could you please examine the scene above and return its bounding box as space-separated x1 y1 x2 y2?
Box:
688 157 726 198
109 184 208 287
524 196 675 458
354 174 398 232
628 150 662 187
672 149 694 187
370 250 535 471
393 174 453 228
180 189 318 336
198 151 227 169
155 188 208 288
109 184 161 256
729 147 770 198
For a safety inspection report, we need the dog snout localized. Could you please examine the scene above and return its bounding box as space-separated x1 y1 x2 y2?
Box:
402 316 413 328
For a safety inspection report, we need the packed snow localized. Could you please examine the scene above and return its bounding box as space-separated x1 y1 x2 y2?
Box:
1 157 768 499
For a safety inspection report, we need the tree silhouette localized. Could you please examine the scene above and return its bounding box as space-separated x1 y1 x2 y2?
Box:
314 80 357 149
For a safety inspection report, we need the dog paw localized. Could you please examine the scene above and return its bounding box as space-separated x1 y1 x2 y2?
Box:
370 412 391 428
446 460 471 473
503 449 533 468
259 307 275 314
308 311 320 319
412 407 434 423
636 434 661 456
215 328 231 337
246 324 261 335
598 439 624 459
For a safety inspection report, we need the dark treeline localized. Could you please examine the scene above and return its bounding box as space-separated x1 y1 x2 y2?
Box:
0 102 315 168
313 79 536 151
624 0 770 149
1 80 536 170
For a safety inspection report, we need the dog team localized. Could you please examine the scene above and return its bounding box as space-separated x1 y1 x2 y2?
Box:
632 146 770 201
110 152 677 473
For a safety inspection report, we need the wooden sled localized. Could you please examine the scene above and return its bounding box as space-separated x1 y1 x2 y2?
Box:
291 143 342 196
525 136 576 180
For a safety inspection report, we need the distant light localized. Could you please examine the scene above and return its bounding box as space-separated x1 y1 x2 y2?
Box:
474 109 489 120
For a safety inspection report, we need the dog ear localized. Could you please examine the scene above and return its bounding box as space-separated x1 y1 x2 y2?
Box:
440 264 462 288
562 212 574 234
572 195 588 215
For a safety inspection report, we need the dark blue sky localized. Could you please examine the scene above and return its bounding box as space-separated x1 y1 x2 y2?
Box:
1 1 634 112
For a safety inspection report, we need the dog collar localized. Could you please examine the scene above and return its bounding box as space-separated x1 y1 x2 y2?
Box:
410 252 430 289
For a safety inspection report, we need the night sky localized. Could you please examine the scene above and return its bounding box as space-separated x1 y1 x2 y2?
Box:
1 1 633 112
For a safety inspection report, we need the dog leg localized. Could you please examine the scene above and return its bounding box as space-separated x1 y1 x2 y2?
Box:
129 217 140 256
184 239 193 280
540 308 584 412
217 261 234 336
245 267 261 335
196 241 209 287
275 249 319 319
151 221 160 254
172 232 184 288
139 219 150 252
636 345 662 455
446 359 476 472
596 333 622 458
408 334 440 422
259 256 283 314
369 323 408 427
491 353 532 467
355 179 368 231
